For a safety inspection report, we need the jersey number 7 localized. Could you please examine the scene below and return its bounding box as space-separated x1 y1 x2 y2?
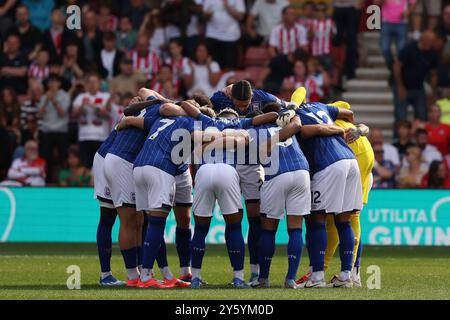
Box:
149 119 175 140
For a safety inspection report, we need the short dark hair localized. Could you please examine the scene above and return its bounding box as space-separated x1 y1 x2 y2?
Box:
192 94 213 109
398 120 412 129
282 5 294 15
103 31 116 42
231 80 252 101
415 128 428 136
262 102 281 114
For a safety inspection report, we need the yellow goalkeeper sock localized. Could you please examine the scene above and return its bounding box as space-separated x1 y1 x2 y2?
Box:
324 215 339 271
350 213 361 267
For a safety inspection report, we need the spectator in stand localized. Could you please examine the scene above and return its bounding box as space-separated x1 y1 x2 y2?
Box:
281 59 321 102
116 16 137 51
310 2 336 71
370 128 401 171
165 38 194 97
393 120 415 162
184 0 204 58
421 160 450 188
413 128 443 166
306 56 331 101
203 0 245 70
21 0 53 32
0 33 29 95
81 10 103 67
59 146 92 187
0 87 21 148
139 8 181 58
8 4 42 61
245 0 289 45
333 0 362 80
375 0 416 72
298 1 316 39
122 0 151 31
128 35 162 80
42 8 78 65
109 57 146 98
424 104 450 156
0 0 17 39
1 139 46 186
393 30 440 131
436 3 450 38
412 0 443 39
188 42 221 97
59 41 84 89
397 145 429 188
28 49 50 84
72 73 112 169
151 64 179 100
37 74 71 183
97 2 118 33
95 32 124 81
269 5 309 58
372 142 396 189
20 80 43 133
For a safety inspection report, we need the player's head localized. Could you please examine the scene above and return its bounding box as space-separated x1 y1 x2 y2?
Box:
316 2 328 18
262 102 282 114
217 108 239 120
231 80 253 113
192 93 213 109
246 110 263 118
199 107 216 118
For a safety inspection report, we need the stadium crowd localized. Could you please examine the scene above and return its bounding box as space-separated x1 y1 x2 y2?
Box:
0 0 449 188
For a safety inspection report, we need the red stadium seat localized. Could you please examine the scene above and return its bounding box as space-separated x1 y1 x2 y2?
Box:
244 46 270 67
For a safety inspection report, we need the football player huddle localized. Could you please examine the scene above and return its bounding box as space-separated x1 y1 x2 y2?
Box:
92 80 374 289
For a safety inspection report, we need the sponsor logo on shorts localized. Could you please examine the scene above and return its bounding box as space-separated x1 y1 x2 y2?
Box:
104 187 111 197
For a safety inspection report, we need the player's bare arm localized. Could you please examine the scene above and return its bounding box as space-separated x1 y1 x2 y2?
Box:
300 124 345 139
252 112 279 126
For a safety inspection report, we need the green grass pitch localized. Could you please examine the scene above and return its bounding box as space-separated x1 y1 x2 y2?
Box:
0 244 449 300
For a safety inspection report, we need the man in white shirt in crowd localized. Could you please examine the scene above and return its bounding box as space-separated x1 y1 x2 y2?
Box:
96 32 124 81
268 5 308 58
413 128 443 167
203 0 245 69
246 0 289 45
37 74 71 183
72 73 112 169
369 128 401 171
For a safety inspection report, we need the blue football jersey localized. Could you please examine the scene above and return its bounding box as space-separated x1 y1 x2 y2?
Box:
134 115 211 176
97 130 117 158
211 89 281 116
107 104 162 163
294 102 355 175
251 123 309 181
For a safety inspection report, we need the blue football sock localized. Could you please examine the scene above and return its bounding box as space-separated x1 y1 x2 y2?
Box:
336 221 355 272
258 229 276 279
137 246 142 266
305 218 312 267
141 214 148 247
156 239 169 268
308 220 327 272
191 222 210 269
225 222 245 272
120 247 138 269
354 239 363 269
142 216 166 270
247 216 261 266
176 227 192 268
286 228 303 281
96 208 117 273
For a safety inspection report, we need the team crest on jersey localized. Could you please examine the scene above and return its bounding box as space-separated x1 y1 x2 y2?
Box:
104 187 111 197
